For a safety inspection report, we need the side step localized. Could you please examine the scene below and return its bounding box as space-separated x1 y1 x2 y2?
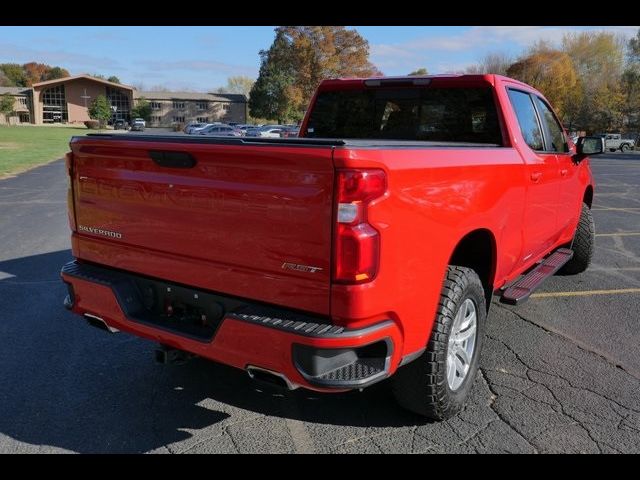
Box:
500 248 574 305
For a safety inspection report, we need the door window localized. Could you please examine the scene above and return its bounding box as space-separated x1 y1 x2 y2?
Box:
534 96 568 153
507 89 544 151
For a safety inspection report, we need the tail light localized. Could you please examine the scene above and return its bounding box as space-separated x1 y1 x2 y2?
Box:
333 169 386 284
65 151 77 232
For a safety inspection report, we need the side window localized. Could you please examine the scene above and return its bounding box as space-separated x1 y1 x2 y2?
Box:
534 96 568 153
507 89 544 151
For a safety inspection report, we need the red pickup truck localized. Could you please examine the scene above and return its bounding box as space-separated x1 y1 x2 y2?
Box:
61 74 603 420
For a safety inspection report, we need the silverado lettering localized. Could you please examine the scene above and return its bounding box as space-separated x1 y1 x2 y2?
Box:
61 74 601 420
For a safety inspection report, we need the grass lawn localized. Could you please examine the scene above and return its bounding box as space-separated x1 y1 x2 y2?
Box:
0 125 90 178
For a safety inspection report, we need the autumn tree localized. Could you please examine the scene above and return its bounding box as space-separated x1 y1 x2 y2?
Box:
560 31 626 132
506 48 581 123
622 29 640 131
217 76 254 98
409 68 428 76
250 26 381 122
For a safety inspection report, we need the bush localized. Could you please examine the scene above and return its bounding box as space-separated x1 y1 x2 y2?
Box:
84 120 100 129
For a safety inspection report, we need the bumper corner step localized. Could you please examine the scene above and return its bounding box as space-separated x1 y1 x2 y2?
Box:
500 248 573 305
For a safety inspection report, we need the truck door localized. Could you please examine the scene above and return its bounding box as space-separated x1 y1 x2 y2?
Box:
531 95 582 236
506 88 560 263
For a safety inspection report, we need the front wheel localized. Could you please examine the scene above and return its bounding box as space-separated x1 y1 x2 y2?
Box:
392 266 486 420
621 144 630 152
561 203 595 275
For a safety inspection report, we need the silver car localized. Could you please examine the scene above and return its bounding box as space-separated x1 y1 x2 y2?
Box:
198 124 242 137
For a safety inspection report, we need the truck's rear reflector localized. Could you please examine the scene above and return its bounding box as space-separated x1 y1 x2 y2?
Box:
333 169 386 284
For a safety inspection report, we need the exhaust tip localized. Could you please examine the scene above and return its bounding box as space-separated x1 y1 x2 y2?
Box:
84 313 119 333
246 365 298 390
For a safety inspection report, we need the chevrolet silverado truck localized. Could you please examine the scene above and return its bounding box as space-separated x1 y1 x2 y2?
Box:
60 74 603 420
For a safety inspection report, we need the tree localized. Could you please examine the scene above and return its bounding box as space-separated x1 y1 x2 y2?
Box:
45 66 69 81
249 29 297 123
561 32 627 132
408 68 428 76
0 64 27 87
88 95 112 128
0 94 15 122
629 29 640 63
250 26 381 122
131 97 151 121
465 52 512 75
217 76 254 98
107 76 121 84
506 48 581 123
0 70 10 87
23 62 49 86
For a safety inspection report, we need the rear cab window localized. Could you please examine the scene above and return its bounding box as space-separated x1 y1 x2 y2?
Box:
304 85 502 145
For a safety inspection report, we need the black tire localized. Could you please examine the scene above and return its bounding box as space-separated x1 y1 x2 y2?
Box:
609 148 617 152
561 203 595 275
392 266 486 420
621 144 629 152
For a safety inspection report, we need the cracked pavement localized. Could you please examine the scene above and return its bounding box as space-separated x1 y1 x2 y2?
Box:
1 153 639 453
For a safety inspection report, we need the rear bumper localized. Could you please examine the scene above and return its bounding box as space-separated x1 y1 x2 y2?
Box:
60 261 404 392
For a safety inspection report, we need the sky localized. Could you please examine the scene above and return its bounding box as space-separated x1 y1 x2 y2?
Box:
1 26 638 91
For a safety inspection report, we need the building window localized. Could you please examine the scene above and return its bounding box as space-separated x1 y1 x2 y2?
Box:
107 87 131 122
18 97 27 107
196 102 208 110
196 117 209 123
19 113 30 123
151 116 162 123
42 84 68 123
150 102 162 110
173 101 185 109
222 103 230 111
173 116 185 123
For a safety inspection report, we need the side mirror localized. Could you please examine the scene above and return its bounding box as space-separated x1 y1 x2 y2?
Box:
575 136 604 160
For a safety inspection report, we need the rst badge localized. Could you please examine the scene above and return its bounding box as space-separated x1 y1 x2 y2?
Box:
281 262 323 273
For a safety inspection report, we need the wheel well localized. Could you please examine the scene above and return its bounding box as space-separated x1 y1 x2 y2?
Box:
449 229 496 307
583 186 593 209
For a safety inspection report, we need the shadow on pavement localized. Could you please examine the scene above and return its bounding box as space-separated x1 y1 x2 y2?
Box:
0 249 421 453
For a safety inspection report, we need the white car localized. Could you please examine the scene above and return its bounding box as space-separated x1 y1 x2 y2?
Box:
246 126 285 138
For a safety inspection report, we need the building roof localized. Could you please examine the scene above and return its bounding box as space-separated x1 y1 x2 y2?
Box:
32 74 133 90
135 91 246 102
0 86 30 95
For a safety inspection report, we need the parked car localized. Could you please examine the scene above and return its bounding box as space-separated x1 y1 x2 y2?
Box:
130 119 145 132
113 119 128 130
280 126 299 138
62 74 600 420
596 133 635 152
197 124 242 137
184 122 208 134
246 126 285 138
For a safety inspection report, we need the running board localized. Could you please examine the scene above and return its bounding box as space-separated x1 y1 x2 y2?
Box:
500 248 574 305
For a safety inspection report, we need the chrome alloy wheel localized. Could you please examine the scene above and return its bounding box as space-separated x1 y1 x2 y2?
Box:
446 298 478 391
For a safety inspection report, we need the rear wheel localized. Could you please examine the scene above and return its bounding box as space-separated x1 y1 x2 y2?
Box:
392 266 486 420
621 144 630 152
561 203 595 275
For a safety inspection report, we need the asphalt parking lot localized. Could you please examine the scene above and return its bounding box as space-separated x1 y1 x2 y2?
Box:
1 153 639 453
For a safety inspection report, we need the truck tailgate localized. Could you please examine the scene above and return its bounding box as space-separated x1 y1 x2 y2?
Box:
69 136 336 315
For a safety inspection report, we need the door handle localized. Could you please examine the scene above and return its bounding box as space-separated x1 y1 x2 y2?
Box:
530 172 542 183
560 169 568 177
